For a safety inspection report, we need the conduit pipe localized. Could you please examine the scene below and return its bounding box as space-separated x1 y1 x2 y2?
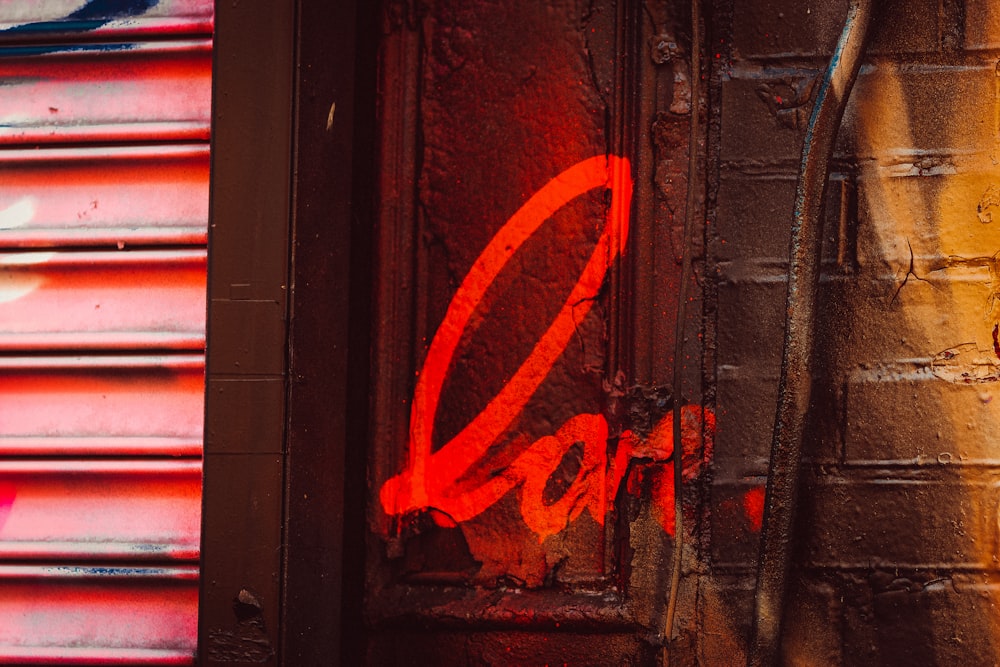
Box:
748 2 875 665
664 0 702 643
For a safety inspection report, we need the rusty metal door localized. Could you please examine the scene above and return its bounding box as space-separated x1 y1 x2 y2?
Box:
0 2 212 662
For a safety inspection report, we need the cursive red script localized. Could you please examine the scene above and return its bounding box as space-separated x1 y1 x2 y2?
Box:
379 155 716 541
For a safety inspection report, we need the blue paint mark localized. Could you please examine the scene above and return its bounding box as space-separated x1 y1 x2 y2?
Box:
67 0 159 21
0 0 159 54
0 20 107 36
49 565 174 577
0 42 136 57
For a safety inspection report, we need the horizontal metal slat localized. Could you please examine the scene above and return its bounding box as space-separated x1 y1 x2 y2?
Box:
0 436 201 457
0 459 201 474
0 355 204 446
0 647 194 666
0 560 198 578
0 331 206 350
0 461 200 562
0 40 210 145
0 541 197 562
0 0 213 42
0 566 196 665
0 353 204 369
0 563 198 580
0 249 206 350
0 144 208 248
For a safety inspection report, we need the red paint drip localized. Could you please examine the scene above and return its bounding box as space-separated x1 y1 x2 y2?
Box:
620 406 715 536
743 485 765 532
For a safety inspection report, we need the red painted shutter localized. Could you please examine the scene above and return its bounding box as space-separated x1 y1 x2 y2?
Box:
0 2 212 663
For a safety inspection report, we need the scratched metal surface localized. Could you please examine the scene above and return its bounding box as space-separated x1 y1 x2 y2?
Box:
0 460 201 560
0 565 198 665
0 1 211 662
0 40 211 145
0 145 209 247
0 356 205 451
0 250 206 349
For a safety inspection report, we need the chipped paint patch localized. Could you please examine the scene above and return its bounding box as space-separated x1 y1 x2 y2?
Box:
931 343 1000 383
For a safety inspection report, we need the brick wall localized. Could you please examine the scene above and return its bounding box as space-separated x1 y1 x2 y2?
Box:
707 0 1000 662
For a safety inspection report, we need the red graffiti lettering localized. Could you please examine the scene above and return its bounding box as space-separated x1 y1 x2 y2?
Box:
379 155 726 541
380 155 632 534
513 413 608 539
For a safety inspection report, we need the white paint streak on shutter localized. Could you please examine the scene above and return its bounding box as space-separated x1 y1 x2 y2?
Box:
0 146 209 247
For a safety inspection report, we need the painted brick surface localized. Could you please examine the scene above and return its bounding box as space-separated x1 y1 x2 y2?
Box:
845 371 1000 464
709 481 764 567
714 371 776 476
709 0 1000 661
802 475 999 569
717 279 785 370
965 0 1000 50
731 0 950 60
843 577 1000 665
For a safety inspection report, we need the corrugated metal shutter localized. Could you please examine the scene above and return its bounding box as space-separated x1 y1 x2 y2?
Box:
0 1 212 663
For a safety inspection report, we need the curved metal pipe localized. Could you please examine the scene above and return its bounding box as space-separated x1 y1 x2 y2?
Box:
748 2 875 665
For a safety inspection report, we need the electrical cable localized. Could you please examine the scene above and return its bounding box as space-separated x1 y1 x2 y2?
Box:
664 0 701 643
747 2 874 665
